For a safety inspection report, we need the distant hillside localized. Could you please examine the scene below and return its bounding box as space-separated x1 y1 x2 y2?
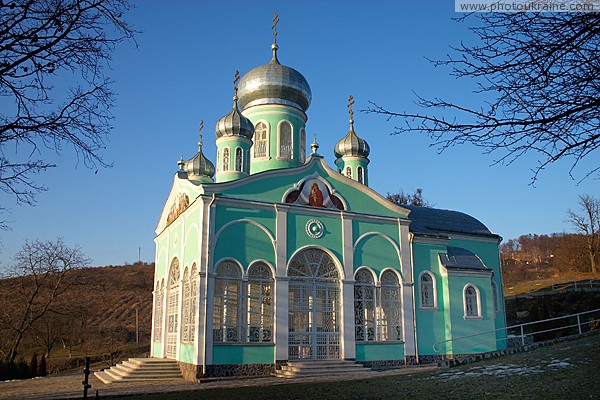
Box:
0 263 154 372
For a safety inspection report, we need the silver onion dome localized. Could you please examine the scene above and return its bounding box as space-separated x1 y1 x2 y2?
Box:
236 44 312 112
215 96 255 139
185 142 215 180
334 121 370 159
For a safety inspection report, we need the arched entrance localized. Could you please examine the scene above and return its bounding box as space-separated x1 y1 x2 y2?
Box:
288 248 340 360
166 258 180 359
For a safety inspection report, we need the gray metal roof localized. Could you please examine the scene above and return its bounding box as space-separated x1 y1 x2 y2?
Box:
215 97 255 139
334 124 370 159
402 205 497 238
439 246 491 271
237 45 311 112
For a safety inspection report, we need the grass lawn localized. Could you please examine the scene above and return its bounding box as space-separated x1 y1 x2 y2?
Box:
119 333 600 400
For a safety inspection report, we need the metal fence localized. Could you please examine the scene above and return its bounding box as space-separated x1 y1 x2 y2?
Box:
433 308 600 355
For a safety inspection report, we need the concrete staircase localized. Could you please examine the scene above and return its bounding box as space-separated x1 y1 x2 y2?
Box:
94 358 182 384
275 360 371 378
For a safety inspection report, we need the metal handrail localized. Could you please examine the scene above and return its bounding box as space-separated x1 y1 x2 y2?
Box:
433 308 600 354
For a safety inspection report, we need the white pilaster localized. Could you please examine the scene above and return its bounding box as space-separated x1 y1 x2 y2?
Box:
274 204 289 362
398 219 416 357
341 212 356 360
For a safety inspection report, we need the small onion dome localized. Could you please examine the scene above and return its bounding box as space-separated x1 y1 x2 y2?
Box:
215 96 255 139
236 44 312 112
185 142 215 180
334 120 370 159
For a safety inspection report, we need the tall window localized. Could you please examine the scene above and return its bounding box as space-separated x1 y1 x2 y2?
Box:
247 263 273 342
379 270 402 341
357 166 364 184
491 281 500 312
153 279 164 341
166 258 180 357
182 267 190 342
254 122 268 158
278 121 293 160
420 272 435 308
181 264 198 343
213 261 242 342
354 269 376 341
235 147 243 172
464 284 480 318
222 148 230 171
299 128 306 162
346 166 352 178
216 150 220 172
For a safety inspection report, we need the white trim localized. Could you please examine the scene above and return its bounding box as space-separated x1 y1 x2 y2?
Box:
354 232 403 281
463 283 482 320
252 120 270 160
286 245 346 280
417 270 438 310
213 219 276 255
277 120 294 161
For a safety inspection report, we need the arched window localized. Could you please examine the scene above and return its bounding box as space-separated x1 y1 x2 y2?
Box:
420 272 436 308
357 166 364 184
354 269 376 341
278 121 293 160
182 267 190 342
216 150 219 172
247 263 273 342
245 149 250 171
166 258 180 358
491 281 500 312
464 284 481 318
254 122 268 158
345 166 352 178
235 147 243 172
379 270 402 341
153 279 164 341
213 261 242 342
299 128 306 162
222 148 230 171
181 264 198 343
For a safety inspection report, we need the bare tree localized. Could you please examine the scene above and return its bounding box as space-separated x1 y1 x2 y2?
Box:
0 238 89 362
386 188 431 207
365 13 600 183
566 194 600 274
0 0 136 209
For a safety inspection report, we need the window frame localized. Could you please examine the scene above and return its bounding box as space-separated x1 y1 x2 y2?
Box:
253 121 270 159
213 260 243 343
418 271 437 310
463 284 482 319
354 268 377 342
277 120 293 160
247 262 274 343
235 147 243 172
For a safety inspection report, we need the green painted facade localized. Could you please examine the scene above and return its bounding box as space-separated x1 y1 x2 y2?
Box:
150 33 507 378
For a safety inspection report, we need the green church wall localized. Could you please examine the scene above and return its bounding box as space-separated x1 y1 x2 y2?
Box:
412 242 449 355
179 343 195 364
151 342 162 357
214 206 276 236
355 343 404 361
286 213 343 266
214 218 276 272
353 233 401 276
212 344 275 364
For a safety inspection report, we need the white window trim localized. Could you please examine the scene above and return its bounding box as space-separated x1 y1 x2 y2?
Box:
234 146 243 172
299 128 306 163
277 120 293 161
463 283 482 320
418 270 438 311
253 121 270 160
491 280 500 313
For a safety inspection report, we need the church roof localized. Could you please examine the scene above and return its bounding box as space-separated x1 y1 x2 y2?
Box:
334 122 370 159
215 96 255 139
402 205 498 239
236 44 312 112
439 246 492 271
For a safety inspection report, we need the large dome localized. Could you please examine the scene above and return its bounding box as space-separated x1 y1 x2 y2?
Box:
236 44 312 112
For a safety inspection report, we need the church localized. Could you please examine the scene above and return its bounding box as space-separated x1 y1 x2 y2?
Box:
151 19 506 379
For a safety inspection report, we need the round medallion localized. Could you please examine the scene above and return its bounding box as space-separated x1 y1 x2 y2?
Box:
306 219 324 239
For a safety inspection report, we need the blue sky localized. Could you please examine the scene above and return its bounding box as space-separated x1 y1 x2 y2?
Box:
1 0 598 269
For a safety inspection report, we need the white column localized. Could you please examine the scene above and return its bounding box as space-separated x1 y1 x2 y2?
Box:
274 204 289 362
398 219 416 358
204 196 218 367
195 199 208 367
341 213 356 360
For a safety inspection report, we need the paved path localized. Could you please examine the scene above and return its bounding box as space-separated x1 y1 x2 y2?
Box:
0 365 436 399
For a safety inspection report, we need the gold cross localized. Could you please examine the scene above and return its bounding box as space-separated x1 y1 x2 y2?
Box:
234 70 240 96
348 95 355 119
199 120 204 145
272 12 280 44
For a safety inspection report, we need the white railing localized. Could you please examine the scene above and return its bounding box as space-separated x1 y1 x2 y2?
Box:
433 308 600 355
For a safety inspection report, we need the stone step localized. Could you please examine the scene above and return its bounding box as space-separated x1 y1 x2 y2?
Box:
275 360 371 378
94 358 182 384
